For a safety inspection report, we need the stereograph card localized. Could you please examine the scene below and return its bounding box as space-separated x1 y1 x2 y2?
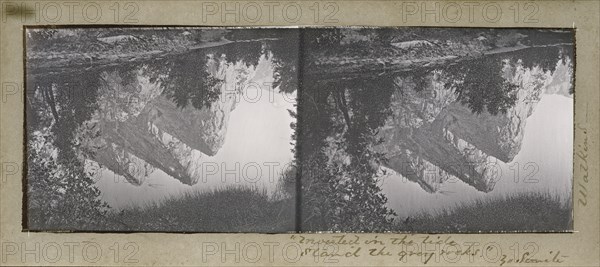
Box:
0 0 598 266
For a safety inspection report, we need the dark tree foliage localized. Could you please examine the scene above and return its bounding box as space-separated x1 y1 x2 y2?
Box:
408 68 432 93
156 39 277 109
288 106 298 154
267 31 300 94
373 28 396 45
560 46 575 95
299 76 397 231
271 62 298 94
444 56 518 116
225 41 264 67
27 73 109 229
304 28 344 50
281 102 298 199
160 54 222 110
28 74 102 159
509 46 562 73
298 29 400 231
55 76 101 158
28 141 109 229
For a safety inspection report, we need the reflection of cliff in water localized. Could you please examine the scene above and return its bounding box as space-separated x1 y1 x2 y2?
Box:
90 54 242 186
27 39 297 187
308 46 574 194
380 46 573 193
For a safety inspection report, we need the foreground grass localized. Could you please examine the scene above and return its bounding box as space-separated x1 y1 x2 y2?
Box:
396 192 572 233
95 186 295 233
74 188 570 233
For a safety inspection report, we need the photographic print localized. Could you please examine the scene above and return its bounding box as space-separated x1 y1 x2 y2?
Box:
25 27 574 233
25 28 299 232
298 28 574 232
4 1 599 266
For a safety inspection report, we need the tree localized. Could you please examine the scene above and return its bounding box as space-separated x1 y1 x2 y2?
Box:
267 31 300 94
304 28 344 50
225 41 264 67
28 130 110 230
160 53 222 110
510 46 561 73
27 72 110 230
298 76 397 231
444 56 518 115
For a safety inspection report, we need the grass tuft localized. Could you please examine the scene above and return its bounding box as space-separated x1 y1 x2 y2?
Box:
93 185 295 233
396 191 572 233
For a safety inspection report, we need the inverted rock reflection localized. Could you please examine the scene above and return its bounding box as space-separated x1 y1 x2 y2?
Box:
376 52 573 193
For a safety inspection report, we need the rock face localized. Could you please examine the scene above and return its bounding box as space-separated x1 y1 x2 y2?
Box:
375 57 573 193
83 56 260 186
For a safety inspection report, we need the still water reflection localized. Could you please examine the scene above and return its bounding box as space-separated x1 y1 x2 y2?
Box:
299 44 574 219
27 39 298 210
378 47 574 217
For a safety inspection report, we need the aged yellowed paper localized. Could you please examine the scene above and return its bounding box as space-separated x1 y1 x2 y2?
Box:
1 0 599 266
